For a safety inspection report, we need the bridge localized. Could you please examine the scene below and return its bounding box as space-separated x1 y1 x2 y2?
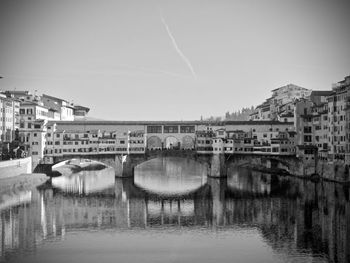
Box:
41 150 301 177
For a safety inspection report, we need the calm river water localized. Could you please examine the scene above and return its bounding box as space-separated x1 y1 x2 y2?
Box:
0 157 349 263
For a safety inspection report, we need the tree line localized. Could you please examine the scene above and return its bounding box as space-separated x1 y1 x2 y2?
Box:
201 106 255 122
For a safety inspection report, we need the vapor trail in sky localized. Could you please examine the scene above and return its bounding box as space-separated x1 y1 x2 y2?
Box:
159 12 197 80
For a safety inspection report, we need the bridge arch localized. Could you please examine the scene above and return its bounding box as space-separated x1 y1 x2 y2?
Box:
165 136 179 149
125 152 213 177
43 154 123 176
147 136 162 150
182 135 195 150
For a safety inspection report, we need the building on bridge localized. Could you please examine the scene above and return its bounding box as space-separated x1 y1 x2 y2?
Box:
195 130 215 154
43 124 147 163
35 120 296 166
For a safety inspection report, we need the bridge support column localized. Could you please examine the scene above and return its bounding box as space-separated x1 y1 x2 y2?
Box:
208 177 227 226
116 155 135 177
114 178 133 227
209 154 227 178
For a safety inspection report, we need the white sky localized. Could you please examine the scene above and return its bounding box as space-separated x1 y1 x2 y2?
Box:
0 0 349 120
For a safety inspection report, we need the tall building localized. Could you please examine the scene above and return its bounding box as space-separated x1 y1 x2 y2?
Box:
42 94 75 121
250 84 311 121
293 75 350 163
0 94 19 143
328 75 350 161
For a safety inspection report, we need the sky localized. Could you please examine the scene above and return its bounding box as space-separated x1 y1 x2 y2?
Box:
0 0 349 120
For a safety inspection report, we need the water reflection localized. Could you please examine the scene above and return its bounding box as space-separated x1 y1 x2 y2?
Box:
51 167 115 194
0 157 349 263
134 157 207 196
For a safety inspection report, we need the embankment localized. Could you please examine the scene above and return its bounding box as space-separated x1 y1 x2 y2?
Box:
0 173 48 210
0 157 32 179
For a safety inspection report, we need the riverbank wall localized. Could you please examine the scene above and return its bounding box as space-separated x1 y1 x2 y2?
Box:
0 157 32 179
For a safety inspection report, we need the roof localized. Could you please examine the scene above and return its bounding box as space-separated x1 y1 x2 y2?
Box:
42 94 67 103
74 105 90 112
20 101 48 109
310 90 333 96
271 137 289 141
278 112 294 118
42 97 61 112
271 84 308 92
297 145 318 150
338 75 350 84
4 90 31 96
56 129 101 134
227 130 245 133
48 120 294 126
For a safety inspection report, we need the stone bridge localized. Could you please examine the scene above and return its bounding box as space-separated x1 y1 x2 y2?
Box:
121 150 227 177
46 151 300 177
47 150 228 178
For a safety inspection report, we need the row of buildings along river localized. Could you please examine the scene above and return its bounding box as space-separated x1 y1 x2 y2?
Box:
1 75 350 175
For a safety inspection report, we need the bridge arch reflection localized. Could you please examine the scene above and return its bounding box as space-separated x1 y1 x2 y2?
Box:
133 157 207 197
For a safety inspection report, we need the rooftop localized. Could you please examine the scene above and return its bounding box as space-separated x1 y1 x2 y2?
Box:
74 105 90 112
271 84 308 92
310 90 333 96
42 97 61 112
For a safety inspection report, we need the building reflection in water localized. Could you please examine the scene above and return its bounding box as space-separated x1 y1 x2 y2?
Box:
0 157 349 263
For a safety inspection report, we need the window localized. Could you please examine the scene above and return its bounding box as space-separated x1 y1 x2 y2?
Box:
304 135 312 142
163 125 179 133
180 125 195 133
34 133 37 137
304 126 312 133
147 126 162 133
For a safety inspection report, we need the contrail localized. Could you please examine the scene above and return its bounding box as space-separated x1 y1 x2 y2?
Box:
159 11 197 80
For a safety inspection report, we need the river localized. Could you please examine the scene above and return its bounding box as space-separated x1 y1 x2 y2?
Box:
0 157 349 263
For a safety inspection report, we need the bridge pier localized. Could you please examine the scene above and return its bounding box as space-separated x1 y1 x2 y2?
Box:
208 177 227 226
209 154 227 178
116 155 148 177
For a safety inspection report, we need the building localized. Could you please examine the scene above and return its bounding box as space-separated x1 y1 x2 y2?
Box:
195 130 214 154
42 94 75 121
0 94 20 143
73 105 90 119
250 84 311 122
328 76 350 161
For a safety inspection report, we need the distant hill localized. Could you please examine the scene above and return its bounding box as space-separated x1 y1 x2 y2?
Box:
201 106 255 122
74 116 106 121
